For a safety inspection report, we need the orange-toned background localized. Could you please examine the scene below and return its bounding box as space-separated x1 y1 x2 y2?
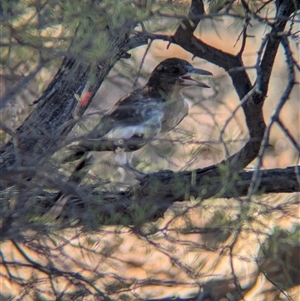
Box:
1 2 299 300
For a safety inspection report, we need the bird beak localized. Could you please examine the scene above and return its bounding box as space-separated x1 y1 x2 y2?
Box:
179 66 213 88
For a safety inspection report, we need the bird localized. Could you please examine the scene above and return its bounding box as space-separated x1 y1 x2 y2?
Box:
63 58 212 175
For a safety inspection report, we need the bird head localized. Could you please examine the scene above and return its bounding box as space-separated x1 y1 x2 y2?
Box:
147 58 213 95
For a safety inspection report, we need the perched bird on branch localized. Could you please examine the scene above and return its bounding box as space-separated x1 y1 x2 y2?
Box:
63 58 212 174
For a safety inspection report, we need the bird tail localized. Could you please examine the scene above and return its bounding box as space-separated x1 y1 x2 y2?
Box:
62 145 90 163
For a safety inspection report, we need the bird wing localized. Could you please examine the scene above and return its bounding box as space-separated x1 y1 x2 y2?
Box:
63 89 165 162
103 89 165 140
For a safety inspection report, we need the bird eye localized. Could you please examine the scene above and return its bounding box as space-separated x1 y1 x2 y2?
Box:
172 67 179 74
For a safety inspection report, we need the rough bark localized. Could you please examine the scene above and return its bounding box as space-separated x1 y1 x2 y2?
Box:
0 0 299 226
0 13 133 172
48 166 299 226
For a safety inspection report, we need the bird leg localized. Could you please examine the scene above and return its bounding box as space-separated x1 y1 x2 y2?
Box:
115 147 145 179
123 163 146 179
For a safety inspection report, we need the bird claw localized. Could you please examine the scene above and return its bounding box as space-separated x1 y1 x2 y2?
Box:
123 163 146 180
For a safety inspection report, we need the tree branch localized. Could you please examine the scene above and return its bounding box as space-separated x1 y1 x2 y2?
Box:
257 0 298 101
44 0 299 220
0 11 135 175
50 166 299 225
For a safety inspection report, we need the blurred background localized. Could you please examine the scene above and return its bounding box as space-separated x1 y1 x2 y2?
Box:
0 0 299 300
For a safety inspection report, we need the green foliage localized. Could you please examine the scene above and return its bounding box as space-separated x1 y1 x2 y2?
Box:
258 226 300 290
0 0 299 299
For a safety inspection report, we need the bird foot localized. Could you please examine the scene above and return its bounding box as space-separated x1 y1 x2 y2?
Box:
123 163 146 180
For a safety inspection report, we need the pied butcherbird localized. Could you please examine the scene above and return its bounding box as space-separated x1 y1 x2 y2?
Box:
63 58 212 173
